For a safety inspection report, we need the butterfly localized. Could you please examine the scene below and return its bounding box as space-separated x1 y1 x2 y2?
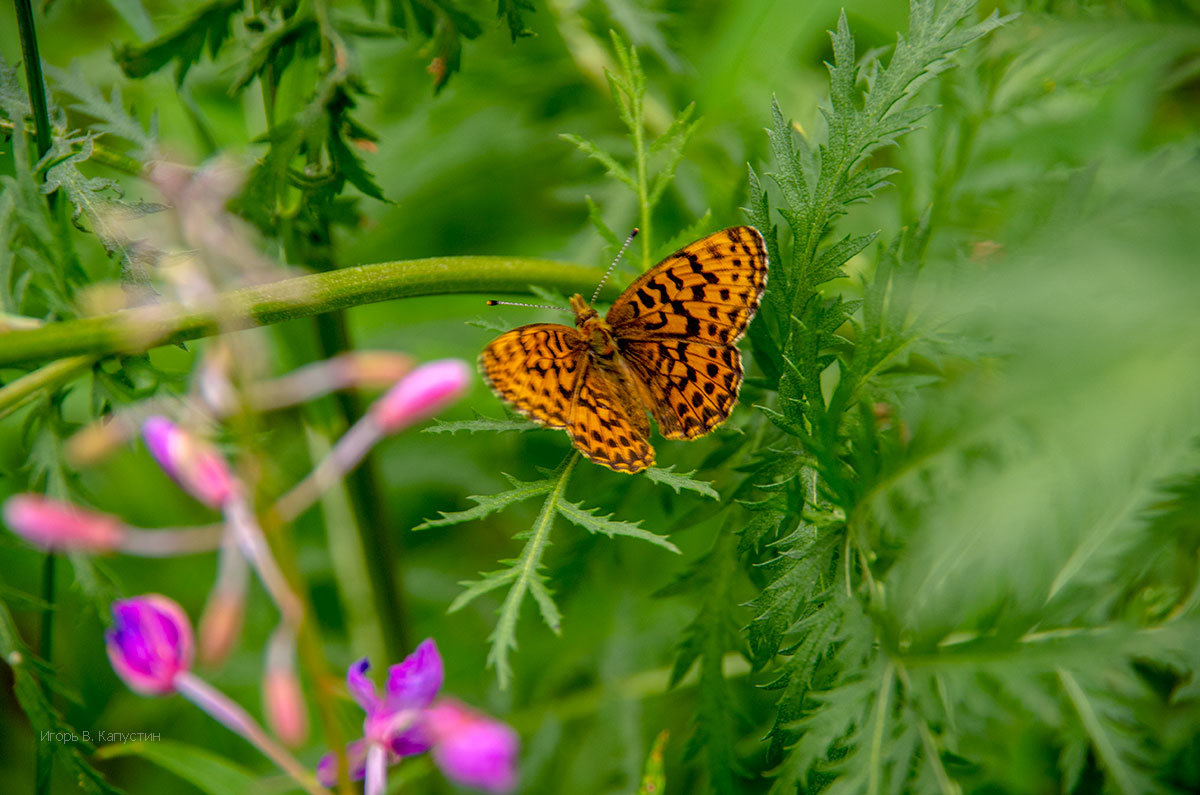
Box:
479 226 768 473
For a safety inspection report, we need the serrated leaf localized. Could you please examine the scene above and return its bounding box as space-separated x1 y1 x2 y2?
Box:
560 134 636 190
447 568 518 613
413 476 552 530
43 65 156 156
556 499 680 552
327 127 387 202
0 54 33 120
114 0 243 84
38 137 124 238
644 465 719 500
424 414 539 434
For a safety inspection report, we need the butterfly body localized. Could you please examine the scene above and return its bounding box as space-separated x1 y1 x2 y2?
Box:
481 226 767 473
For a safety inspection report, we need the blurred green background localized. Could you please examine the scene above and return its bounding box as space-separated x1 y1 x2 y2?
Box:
2 0 1200 793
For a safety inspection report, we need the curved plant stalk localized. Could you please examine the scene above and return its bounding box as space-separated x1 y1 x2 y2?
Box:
0 356 95 419
0 256 617 367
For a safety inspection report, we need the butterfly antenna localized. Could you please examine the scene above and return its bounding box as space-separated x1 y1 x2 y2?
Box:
590 228 639 305
486 299 574 315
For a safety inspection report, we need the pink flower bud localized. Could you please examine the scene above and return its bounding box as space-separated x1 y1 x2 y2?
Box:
424 699 519 794
337 352 414 388
372 359 471 433
198 588 245 667
106 595 194 696
3 495 125 553
264 664 309 747
142 416 236 508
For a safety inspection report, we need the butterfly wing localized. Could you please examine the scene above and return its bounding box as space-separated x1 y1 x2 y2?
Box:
607 226 767 439
618 339 744 439
567 359 655 473
606 226 768 343
479 323 588 429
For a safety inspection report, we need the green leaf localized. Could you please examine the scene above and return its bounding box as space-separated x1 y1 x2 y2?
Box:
229 13 318 93
114 0 243 84
413 475 552 530
480 453 580 687
38 137 124 237
0 602 126 795
559 133 637 191
556 499 680 552
669 531 748 792
42 64 156 156
424 414 540 434
637 730 669 795
447 567 518 612
327 126 387 202
643 465 719 500
497 0 536 41
94 741 258 795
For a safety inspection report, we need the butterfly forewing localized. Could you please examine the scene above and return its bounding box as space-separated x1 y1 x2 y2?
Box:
605 225 768 345
479 324 587 429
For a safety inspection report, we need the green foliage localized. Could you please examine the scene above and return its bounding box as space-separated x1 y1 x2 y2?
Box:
561 31 697 270
0 602 125 795
422 450 680 687
3 0 1200 793
92 741 258 795
113 0 242 83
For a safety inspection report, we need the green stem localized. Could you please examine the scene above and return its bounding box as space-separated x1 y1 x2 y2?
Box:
634 92 650 270
0 256 616 367
314 311 409 659
14 0 52 160
0 356 94 418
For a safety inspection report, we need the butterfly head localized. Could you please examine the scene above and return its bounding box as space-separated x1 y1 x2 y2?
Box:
570 293 600 326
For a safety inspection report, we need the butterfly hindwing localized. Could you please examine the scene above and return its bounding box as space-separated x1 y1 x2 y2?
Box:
619 338 743 439
567 360 655 472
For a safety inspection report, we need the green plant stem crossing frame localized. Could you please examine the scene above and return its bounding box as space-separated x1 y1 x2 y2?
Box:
0 256 616 368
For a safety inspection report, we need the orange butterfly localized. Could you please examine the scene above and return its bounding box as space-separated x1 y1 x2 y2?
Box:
480 226 768 473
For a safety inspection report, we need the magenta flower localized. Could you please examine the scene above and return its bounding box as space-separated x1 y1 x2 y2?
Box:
425 699 520 794
318 639 518 794
142 416 236 508
106 595 194 695
3 494 125 552
372 358 472 433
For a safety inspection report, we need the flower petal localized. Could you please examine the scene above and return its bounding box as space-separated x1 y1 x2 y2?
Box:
347 658 380 713
317 739 369 786
106 595 194 696
425 699 519 794
384 638 443 710
389 723 433 758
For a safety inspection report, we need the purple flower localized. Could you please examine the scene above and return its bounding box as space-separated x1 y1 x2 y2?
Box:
3 494 125 552
425 699 520 794
106 595 194 695
142 416 236 508
318 639 518 794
